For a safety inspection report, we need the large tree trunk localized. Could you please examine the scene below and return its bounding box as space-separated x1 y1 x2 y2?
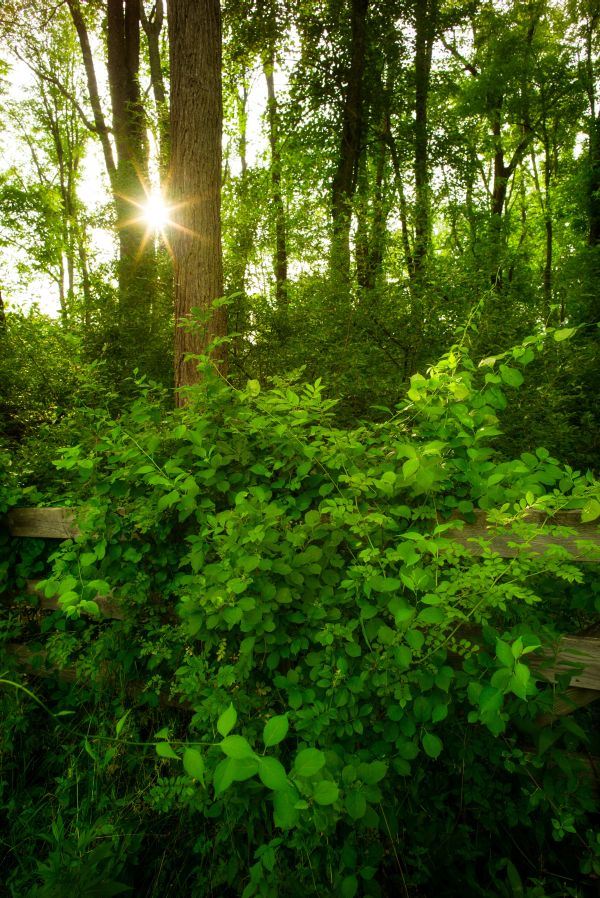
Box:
330 0 369 284
264 49 288 309
168 0 225 398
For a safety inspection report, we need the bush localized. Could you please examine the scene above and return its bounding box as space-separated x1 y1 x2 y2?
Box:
1 332 599 896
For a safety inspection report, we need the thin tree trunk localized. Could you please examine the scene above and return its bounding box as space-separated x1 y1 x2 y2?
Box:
107 0 154 320
66 0 117 187
140 0 170 179
264 50 288 308
413 0 437 272
384 119 414 279
168 0 225 398
330 0 369 283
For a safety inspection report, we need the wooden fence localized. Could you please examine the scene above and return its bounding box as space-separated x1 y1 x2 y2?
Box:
2 506 600 725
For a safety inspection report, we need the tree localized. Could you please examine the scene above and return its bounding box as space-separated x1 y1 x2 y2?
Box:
167 0 226 397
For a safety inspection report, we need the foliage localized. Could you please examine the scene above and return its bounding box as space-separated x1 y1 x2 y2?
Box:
1 333 598 896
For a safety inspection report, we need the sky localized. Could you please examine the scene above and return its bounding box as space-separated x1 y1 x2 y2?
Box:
0 49 271 319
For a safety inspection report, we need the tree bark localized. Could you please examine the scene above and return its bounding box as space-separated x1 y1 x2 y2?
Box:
413 0 437 272
140 0 170 179
330 0 369 284
107 0 155 321
66 0 117 186
264 49 288 308
167 0 225 397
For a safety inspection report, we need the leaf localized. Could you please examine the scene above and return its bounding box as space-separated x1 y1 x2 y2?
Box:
422 733 443 759
509 662 530 700
417 606 445 625
499 365 524 388
115 709 131 737
553 327 577 342
273 788 300 829
345 790 367 820
581 498 600 523
368 574 402 593
496 639 514 669
183 748 205 783
230 756 259 782
358 760 388 785
341 875 358 898
219 735 255 760
155 741 179 761
312 780 339 805
293 747 325 777
402 458 420 479
217 703 237 737
263 714 289 748
213 758 236 795
258 757 289 791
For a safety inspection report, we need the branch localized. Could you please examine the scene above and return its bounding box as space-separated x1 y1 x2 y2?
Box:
12 47 98 135
439 34 479 77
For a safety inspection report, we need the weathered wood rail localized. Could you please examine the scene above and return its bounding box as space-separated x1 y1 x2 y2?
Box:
2 505 600 723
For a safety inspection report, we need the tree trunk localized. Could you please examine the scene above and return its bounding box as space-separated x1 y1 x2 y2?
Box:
107 0 155 322
413 0 437 272
140 0 170 179
264 49 288 308
66 0 117 186
330 0 369 283
167 0 225 398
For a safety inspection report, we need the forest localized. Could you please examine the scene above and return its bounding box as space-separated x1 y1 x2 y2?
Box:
0 0 599 895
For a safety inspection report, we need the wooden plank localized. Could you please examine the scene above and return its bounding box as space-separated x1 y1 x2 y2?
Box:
446 510 600 561
6 507 78 539
24 580 125 620
534 636 600 692
536 687 600 726
3 643 185 709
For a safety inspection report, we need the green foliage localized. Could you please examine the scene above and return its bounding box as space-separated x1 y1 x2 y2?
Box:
2 335 598 896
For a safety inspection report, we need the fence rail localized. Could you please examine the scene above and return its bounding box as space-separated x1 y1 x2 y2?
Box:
3 505 600 724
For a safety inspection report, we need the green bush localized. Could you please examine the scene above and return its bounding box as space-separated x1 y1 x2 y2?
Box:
1 332 599 896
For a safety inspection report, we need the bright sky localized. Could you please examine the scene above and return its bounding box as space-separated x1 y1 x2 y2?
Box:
0 50 271 318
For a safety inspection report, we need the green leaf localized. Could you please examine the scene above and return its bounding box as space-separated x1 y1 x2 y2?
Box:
155 741 179 761
341 875 358 898
213 758 235 795
581 498 600 523
402 458 420 479
417 606 445 625
499 365 524 388
422 733 443 759
263 714 289 748
345 790 367 820
293 747 325 777
496 639 514 668
312 780 339 806
273 788 300 829
368 574 402 593
553 327 577 342
358 760 387 785
220 735 255 760
115 709 131 737
217 703 237 737
258 757 289 791
183 748 205 783
230 756 260 781
509 662 530 700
